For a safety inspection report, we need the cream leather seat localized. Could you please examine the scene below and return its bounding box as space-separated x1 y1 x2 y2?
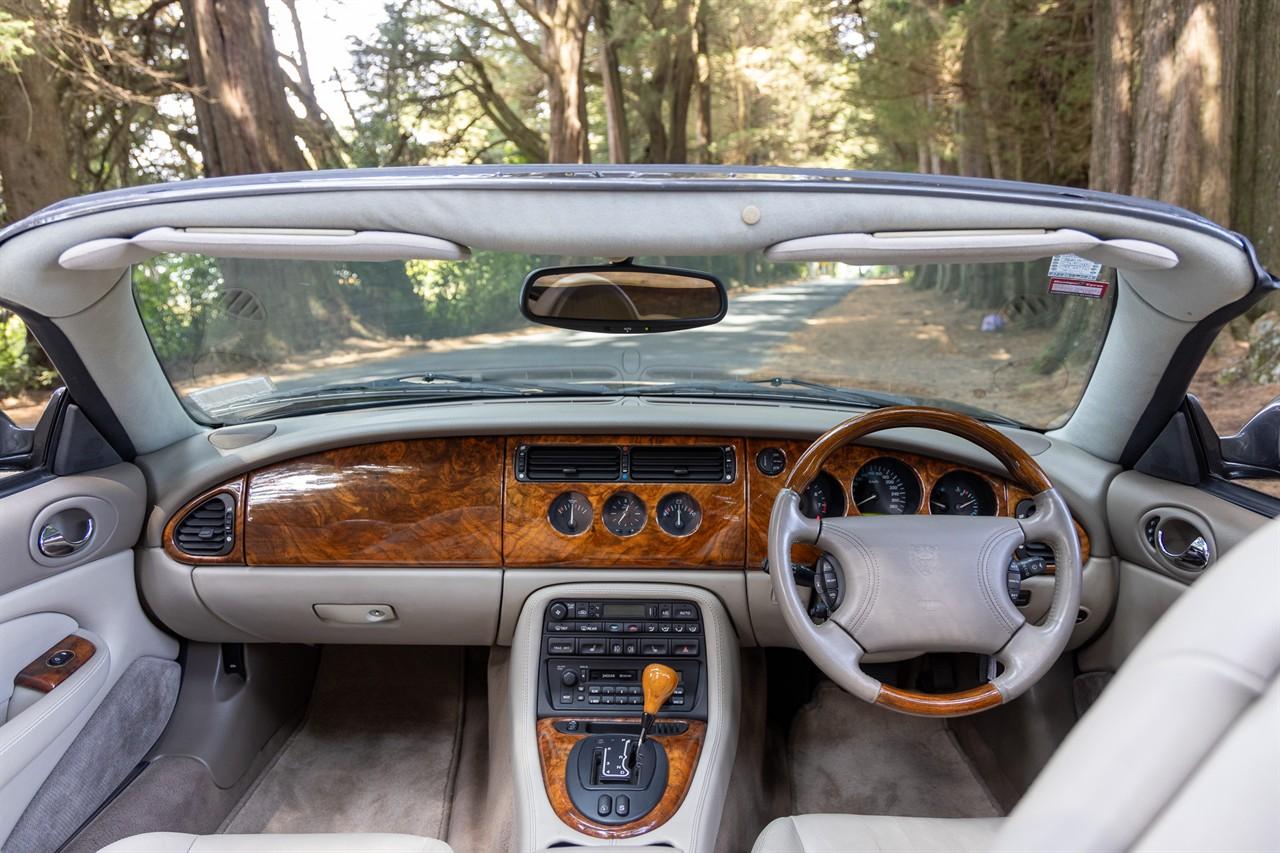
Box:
754 517 1280 853
98 832 452 852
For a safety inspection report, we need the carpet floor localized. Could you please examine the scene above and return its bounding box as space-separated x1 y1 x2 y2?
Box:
789 681 1003 818
221 645 465 838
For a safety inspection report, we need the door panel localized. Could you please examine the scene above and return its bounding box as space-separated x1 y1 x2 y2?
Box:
1081 470 1270 673
0 464 178 845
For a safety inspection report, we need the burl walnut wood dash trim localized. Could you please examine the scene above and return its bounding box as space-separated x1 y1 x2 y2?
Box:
537 717 706 839
876 683 1003 716
15 634 97 693
163 476 246 565
503 436 746 569
243 438 504 567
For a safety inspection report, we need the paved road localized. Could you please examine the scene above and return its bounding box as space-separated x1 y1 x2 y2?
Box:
275 279 861 390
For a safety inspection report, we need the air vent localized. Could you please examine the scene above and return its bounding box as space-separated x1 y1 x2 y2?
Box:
174 493 235 556
630 446 733 482
521 445 622 482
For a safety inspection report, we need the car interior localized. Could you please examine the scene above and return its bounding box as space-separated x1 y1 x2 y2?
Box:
0 166 1276 853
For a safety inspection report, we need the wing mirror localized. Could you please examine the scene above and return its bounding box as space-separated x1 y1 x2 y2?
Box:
520 260 727 333
1219 396 1280 478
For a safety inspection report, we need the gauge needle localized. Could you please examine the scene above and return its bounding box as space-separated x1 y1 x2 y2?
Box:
958 499 976 510
568 503 576 531
856 494 877 506
931 500 947 511
677 506 683 529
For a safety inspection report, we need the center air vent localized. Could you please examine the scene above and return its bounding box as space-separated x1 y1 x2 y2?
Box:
630 445 734 482
174 493 235 556
520 445 622 482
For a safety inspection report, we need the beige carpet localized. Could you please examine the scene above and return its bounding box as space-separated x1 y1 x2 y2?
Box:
789 681 1003 818
223 646 465 838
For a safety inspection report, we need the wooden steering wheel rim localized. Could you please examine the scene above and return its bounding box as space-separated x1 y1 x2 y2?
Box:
783 405 1056 717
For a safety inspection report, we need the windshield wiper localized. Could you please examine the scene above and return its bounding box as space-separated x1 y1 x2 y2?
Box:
205 373 605 420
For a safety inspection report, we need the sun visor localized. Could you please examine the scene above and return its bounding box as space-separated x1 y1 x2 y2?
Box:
58 226 471 270
764 229 1178 271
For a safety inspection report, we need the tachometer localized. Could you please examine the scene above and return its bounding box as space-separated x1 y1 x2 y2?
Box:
801 471 846 519
602 490 647 536
851 457 922 515
928 471 997 516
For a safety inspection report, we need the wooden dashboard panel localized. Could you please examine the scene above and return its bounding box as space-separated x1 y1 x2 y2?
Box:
537 717 705 839
243 438 504 567
503 436 746 568
746 438 1089 568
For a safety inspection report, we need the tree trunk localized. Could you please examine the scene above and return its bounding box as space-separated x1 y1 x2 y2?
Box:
693 1 712 163
0 0 75 223
180 0 309 176
1229 0 1280 271
596 0 629 163
665 0 698 163
539 0 592 163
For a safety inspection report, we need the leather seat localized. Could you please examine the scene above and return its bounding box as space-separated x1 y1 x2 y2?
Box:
98 832 452 852
755 517 1280 853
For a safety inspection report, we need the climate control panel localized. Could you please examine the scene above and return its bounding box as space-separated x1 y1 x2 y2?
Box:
537 598 708 719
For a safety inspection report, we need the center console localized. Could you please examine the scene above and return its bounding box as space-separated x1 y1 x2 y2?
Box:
512 584 737 852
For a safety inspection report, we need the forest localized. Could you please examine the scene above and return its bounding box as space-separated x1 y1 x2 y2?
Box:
1 0 1277 420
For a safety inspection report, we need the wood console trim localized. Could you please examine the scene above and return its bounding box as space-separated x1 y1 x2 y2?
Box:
243 437 504 567
163 477 246 565
504 436 746 568
536 717 706 839
15 634 97 693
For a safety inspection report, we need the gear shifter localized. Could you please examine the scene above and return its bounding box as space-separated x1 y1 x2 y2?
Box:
629 663 678 770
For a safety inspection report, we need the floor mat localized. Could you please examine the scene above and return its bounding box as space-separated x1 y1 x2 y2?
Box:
223 646 464 837
789 681 1002 818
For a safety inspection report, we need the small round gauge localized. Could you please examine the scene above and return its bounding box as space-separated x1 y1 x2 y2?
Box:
657 492 702 536
851 457 922 515
801 471 847 519
929 471 998 516
602 490 647 537
548 491 592 536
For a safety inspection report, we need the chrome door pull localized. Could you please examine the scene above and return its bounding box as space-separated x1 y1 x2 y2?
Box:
1156 528 1211 570
38 517 94 557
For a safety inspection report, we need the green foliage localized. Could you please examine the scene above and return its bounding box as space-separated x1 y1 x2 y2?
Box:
0 311 58 397
131 253 224 365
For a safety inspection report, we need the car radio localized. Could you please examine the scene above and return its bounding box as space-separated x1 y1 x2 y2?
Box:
537 598 707 718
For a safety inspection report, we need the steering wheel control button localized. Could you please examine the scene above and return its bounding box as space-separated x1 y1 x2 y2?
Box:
46 650 76 667
756 447 787 476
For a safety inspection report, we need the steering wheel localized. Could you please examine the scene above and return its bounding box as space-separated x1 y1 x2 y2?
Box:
768 407 1082 717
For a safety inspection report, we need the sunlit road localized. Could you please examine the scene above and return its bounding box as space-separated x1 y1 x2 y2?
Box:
274 279 861 389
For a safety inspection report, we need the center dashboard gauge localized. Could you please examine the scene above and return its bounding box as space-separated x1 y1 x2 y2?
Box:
657 492 702 536
602 490 647 537
548 491 592 536
929 470 998 516
801 471 846 519
851 457 922 515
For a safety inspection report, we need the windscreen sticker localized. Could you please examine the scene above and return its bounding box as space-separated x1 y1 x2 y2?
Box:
1047 277 1109 299
1048 253 1108 299
1048 253 1104 280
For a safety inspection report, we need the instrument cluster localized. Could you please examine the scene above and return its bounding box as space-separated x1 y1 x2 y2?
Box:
548 489 704 537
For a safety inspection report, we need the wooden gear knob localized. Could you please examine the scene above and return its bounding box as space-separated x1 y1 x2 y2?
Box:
642 662 679 715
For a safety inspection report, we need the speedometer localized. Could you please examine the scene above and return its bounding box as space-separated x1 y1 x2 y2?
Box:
851 457 921 515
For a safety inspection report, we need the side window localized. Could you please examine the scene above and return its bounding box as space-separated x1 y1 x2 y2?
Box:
1188 296 1280 500
1 309 64 477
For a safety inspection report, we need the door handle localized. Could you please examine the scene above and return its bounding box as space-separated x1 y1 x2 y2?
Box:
38 516 94 558
1156 527 1212 570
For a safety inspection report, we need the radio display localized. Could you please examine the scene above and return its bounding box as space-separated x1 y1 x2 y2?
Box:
602 603 646 619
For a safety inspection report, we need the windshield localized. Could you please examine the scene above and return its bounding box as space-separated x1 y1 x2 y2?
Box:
132 251 1115 428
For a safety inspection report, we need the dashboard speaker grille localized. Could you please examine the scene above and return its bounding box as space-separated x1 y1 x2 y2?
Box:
630 446 728 482
174 493 235 556
523 445 622 481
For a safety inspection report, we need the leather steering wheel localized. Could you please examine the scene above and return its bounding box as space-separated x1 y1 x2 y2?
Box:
768 407 1082 717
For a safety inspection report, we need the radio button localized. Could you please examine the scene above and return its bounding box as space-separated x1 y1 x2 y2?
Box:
547 639 575 655
673 603 697 620
574 603 592 619
658 602 673 619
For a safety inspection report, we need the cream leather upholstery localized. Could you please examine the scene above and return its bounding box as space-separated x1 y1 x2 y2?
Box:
756 517 1280 853
98 832 452 852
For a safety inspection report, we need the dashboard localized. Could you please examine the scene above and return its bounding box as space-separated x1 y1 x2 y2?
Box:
164 434 1090 570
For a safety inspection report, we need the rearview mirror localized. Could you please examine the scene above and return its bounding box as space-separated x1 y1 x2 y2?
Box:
520 262 727 333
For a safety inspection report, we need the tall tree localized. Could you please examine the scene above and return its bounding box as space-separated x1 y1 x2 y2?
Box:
180 0 308 175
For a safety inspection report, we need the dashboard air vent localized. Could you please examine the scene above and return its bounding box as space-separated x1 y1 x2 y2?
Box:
630 445 733 482
522 445 622 481
174 493 235 556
